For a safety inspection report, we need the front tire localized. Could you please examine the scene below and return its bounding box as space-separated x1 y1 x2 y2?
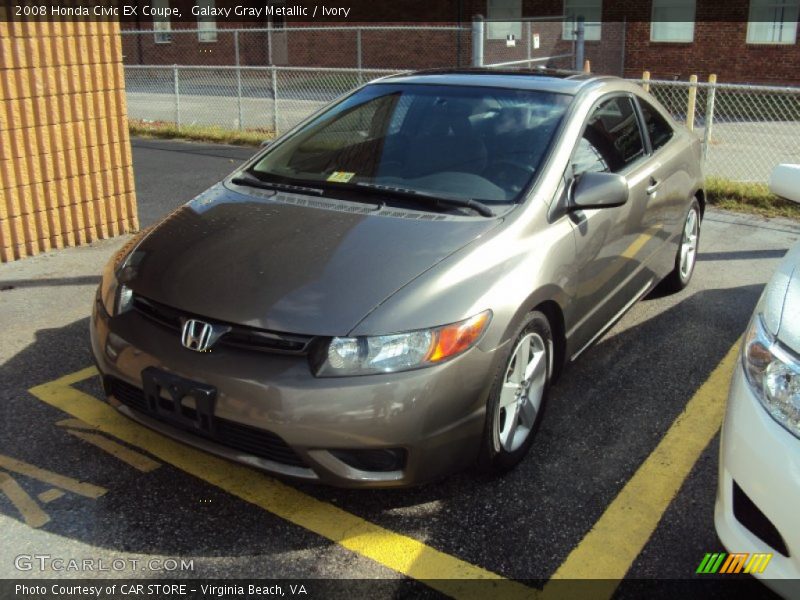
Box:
662 198 701 293
479 311 552 474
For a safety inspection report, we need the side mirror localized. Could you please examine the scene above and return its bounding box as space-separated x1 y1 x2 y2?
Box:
260 140 272 148
571 171 629 210
769 164 800 204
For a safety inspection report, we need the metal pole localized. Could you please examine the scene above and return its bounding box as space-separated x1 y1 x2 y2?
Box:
574 16 585 72
356 28 363 84
267 24 273 65
234 31 243 130
173 64 180 127
271 67 279 136
472 15 484 67
526 20 531 64
703 74 717 162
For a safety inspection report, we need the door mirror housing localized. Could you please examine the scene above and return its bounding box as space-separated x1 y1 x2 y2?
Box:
769 164 800 204
260 140 273 148
571 171 629 210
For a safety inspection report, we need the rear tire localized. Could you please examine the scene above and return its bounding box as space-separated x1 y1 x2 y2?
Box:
661 198 701 293
478 311 552 474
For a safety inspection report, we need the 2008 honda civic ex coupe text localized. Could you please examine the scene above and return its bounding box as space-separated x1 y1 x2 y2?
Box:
92 69 704 487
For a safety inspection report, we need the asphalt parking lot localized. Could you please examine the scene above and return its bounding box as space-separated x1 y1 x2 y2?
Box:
1 137 799 597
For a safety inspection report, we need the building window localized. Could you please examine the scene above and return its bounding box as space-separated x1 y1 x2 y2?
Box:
152 0 172 43
197 0 217 42
747 0 799 44
651 0 696 42
487 0 522 40
563 0 602 41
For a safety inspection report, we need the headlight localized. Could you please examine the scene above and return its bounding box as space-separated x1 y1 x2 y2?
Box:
742 313 800 439
315 310 491 377
99 272 134 317
99 252 137 317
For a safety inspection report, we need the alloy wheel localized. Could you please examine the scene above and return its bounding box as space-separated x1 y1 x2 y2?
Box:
496 332 547 453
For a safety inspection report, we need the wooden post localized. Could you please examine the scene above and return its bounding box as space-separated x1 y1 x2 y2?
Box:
583 59 591 73
703 74 717 161
686 74 698 131
642 70 650 93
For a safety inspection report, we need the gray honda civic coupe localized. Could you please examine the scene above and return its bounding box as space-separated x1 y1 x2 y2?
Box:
92 69 703 487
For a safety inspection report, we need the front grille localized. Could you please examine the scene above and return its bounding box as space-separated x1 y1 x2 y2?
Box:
131 294 313 355
108 378 306 468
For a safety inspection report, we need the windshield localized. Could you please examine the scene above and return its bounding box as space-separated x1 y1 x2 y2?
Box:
250 83 571 205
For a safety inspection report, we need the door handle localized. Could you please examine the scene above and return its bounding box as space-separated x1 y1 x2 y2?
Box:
646 178 661 195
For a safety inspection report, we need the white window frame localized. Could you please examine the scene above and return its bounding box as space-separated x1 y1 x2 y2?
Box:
650 0 696 42
486 0 522 40
747 0 799 44
152 0 172 44
196 0 218 42
562 0 602 41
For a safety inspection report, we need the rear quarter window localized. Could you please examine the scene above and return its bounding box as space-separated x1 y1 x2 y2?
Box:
638 98 674 152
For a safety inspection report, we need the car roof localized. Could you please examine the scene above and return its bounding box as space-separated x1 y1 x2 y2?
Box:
374 68 613 95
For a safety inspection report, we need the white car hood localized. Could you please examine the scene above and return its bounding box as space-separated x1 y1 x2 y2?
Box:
761 242 800 354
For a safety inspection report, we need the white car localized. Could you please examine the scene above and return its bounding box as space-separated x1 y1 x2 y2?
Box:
715 164 800 598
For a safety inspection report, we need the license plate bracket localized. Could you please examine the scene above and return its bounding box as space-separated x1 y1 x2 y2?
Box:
141 366 217 434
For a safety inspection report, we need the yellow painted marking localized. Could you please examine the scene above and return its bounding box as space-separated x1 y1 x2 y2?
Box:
0 471 50 528
38 488 65 504
29 369 532 600
544 340 740 597
56 418 96 430
66 430 161 473
0 453 107 499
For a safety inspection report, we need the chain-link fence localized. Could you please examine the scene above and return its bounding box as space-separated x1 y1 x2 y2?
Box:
634 78 800 183
126 65 397 134
121 26 472 70
121 25 800 184
477 18 625 77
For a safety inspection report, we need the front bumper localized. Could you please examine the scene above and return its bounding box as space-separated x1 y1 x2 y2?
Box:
90 295 501 488
715 359 800 597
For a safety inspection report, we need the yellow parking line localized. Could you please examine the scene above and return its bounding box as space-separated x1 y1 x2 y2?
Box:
65 430 161 473
56 418 95 430
0 471 50 528
0 453 107 499
544 340 740 597
29 369 533 600
38 488 65 503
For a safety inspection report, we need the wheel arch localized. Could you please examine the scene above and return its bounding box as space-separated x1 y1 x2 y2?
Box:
491 285 569 384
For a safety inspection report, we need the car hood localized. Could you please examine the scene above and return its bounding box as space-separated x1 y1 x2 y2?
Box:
761 242 800 354
123 184 500 336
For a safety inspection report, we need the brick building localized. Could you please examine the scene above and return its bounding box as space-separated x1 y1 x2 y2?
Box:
121 0 800 85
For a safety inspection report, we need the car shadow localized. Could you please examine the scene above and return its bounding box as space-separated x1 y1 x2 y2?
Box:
0 283 766 584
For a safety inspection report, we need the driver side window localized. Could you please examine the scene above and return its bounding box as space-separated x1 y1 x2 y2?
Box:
572 96 645 177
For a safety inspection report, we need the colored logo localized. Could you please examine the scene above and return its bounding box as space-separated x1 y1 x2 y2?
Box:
696 552 772 574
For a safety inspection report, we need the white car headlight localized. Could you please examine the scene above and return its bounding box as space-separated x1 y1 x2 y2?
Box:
100 273 134 317
315 311 491 377
742 313 800 439
99 257 135 317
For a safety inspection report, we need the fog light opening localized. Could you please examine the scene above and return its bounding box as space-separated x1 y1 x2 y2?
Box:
330 448 407 472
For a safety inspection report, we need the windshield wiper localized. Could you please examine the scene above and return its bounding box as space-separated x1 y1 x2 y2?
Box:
354 182 494 217
231 173 324 196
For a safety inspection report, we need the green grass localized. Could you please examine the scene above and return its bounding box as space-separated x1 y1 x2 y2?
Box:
127 121 799 220
706 177 800 219
129 119 273 147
